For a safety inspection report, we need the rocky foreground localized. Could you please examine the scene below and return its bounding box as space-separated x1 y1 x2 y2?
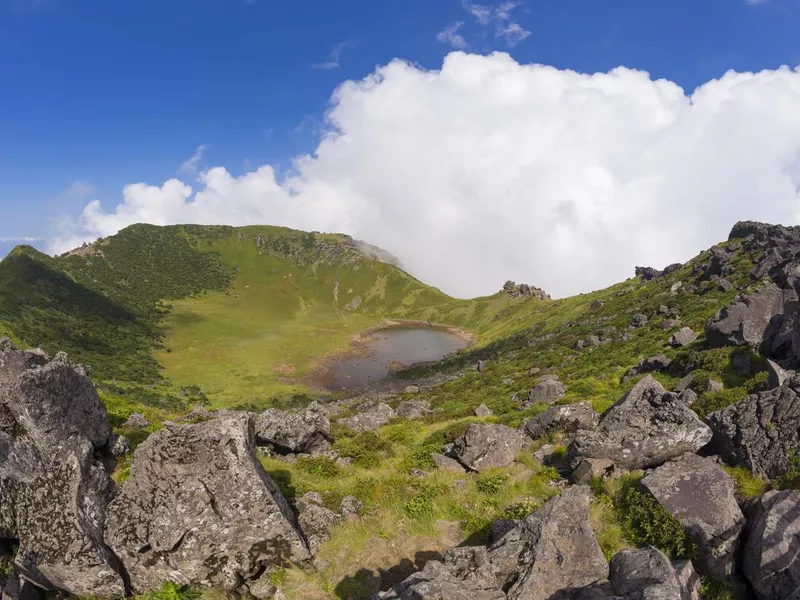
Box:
3 222 800 599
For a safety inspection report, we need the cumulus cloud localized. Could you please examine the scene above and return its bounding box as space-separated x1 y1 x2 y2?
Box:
312 42 351 70
463 1 531 47
52 53 800 298
63 180 94 200
179 144 209 174
437 21 468 49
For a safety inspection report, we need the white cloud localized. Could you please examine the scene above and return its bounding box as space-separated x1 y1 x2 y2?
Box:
52 54 800 299
313 42 351 70
461 1 531 47
0 237 39 243
437 21 468 49
64 180 94 200
179 144 209 174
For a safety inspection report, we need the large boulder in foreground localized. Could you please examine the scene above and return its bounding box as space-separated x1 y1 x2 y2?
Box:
255 401 331 453
743 490 800 600
569 376 712 470
521 402 597 440
706 382 800 479
452 423 528 472
0 340 124 597
104 413 309 593
489 485 608 599
640 454 744 580
610 547 700 600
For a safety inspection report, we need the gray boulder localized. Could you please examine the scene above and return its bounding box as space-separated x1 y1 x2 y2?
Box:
452 423 528 472
572 457 618 485
767 358 793 389
640 453 744 579
743 490 800 600
108 433 130 457
123 412 149 430
337 402 395 432
104 413 309 593
521 402 598 440
394 400 432 420
474 403 493 417
632 313 649 328
488 485 608 599
431 453 466 473
0 340 124 597
379 546 504 600
256 401 331 453
570 376 712 470
525 376 567 406
669 327 698 348
296 492 343 555
706 383 800 479
610 547 700 600
624 354 672 379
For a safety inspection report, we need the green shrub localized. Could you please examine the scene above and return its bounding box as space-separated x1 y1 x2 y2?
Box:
333 431 394 469
503 498 540 520
775 455 800 490
135 582 200 600
693 388 749 419
614 477 693 559
401 446 438 473
724 466 768 499
476 470 509 495
700 577 737 600
295 456 341 478
404 484 438 517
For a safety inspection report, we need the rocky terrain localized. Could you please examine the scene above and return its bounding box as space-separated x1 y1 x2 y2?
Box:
2 221 800 599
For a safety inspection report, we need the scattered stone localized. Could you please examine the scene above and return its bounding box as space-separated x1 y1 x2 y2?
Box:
452 423 528 472
609 546 696 600
632 313 649 328
474 403 493 417
571 457 618 485
624 354 672 379
256 401 331 453
403 385 420 394
520 402 597 440
296 492 343 555
104 414 309 593
477 360 489 372
671 281 683 294
431 453 466 473
704 379 724 393
337 402 395 432
488 486 608 599
660 318 681 330
107 432 130 457
590 300 604 310
123 411 149 430
620 332 633 342
766 358 793 389
674 373 696 393
717 278 733 292
641 453 744 579
742 490 800 600
570 375 712 470
339 496 363 519
394 400 432 420
706 383 800 479
525 376 567 406
533 444 555 463
669 327 699 347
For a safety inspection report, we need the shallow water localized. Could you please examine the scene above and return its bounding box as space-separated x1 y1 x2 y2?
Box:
327 327 468 390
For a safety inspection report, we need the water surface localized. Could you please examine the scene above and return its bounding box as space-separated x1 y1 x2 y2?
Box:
328 327 468 390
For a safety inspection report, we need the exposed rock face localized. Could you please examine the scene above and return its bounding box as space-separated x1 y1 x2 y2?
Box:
451 423 528 472
379 546 505 600
337 402 395 432
488 485 608 599
766 358 793 389
521 402 598 440
706 283 797 356
706 382 800 479
640 454 744 579
256 401 331 453
569 376 712 470
394 400 432 420
635 266 661 281
610 547 700 600
525 376 566 406
743 490 800 600
572 457 618 485
0 340 125 597
104 413 309 593
624 354 672 379
669 327 699 348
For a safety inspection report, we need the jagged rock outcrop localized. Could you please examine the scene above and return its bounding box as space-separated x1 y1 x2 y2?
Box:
296 492 343 555
706 381 800 479
451 423 528 472
624 354 672 379
640 454 744 579
337 402 395 432
609 547 700 600
742 490 800 600
489 485 608 599
503 281 550 300
524 375 566 406
104 413 309 593
569 376 712 470
0 339 125 597
256 401 331 453
520 402 597 440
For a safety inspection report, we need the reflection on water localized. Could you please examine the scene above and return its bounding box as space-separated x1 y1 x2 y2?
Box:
328 327 467 390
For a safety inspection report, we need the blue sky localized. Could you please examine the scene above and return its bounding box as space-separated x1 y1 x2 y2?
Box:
2 0 800 296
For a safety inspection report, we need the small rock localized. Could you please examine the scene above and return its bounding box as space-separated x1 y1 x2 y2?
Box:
669 327 699 347
337 402 395 432
108 433 130 457
704 379 724 393
339 496 363 518
403 385 420 394
717 278 733 292
521 402 598 440
590 300 604 310
474 403 493 417
297 492 343 555
410 468 428 478
632 313 649 328
670 281 683 294
431 453 466 473
525 376 567 406
571 457 617 485
477 360 489 372
610 546 696 600
123 412 149 430
452 423 528 472
395 400 432 420
624 354 672 379
766 358 792 389
673 373 696 393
